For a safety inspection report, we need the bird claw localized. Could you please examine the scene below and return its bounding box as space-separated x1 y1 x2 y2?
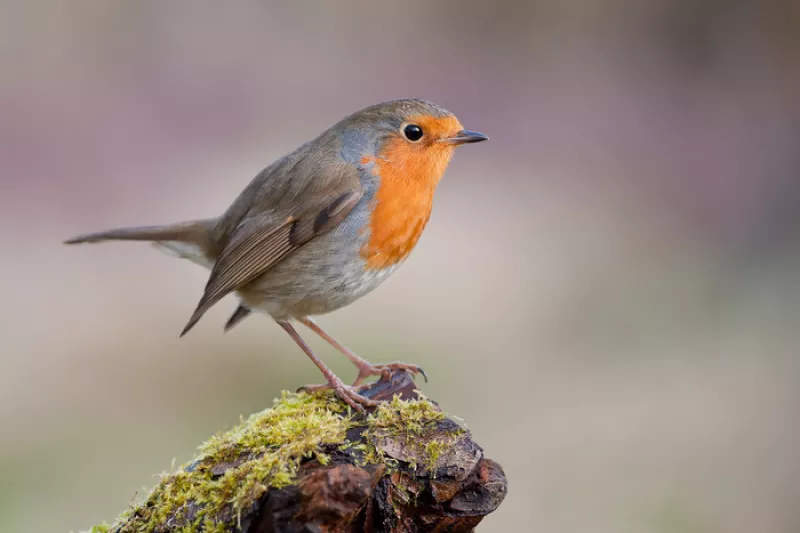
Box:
353 361 428 387
297 380 379 413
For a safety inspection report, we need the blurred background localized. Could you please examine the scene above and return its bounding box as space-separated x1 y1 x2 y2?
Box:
2 1 799 532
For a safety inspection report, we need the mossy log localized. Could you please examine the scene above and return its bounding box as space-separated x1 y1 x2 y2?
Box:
86 371 507 533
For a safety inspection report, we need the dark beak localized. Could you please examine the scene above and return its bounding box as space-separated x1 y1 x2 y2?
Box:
441 129 489 145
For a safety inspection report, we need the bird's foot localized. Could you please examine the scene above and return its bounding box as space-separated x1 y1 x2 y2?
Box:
298 377 379 413
352 361 427 388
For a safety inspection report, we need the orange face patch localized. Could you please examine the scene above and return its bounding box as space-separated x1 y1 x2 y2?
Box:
360 114 463 270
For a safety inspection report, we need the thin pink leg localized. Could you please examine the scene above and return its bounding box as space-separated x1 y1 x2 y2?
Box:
278 320 377 412
298 316 427 387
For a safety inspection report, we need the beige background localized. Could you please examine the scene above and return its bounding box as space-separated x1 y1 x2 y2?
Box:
2 1 799 532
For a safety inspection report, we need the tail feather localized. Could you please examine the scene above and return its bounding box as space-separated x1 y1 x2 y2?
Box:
152 241 214 269
224 305 252 331
65 218 222 336
64 219 214 246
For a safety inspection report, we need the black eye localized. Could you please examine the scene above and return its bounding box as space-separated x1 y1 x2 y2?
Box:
403 124 424 141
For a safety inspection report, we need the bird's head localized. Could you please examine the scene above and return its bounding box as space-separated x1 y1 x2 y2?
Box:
337 98 487 189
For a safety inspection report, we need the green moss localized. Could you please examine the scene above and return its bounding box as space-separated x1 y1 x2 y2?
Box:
87 391 449 533
368 393 445 436
423 439 448 474
367 394 464 476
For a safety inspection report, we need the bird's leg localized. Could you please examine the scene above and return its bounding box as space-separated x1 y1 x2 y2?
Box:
277 320 377 412
298 316 427 388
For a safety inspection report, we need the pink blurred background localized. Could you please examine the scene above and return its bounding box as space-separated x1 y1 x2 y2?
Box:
2 1 799 532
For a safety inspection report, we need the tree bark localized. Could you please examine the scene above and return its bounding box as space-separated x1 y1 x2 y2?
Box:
92 371 507 533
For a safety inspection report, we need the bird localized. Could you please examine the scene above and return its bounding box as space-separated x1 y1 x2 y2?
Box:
64 98 488 411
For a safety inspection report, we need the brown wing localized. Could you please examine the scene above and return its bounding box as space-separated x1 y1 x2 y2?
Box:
179 189 363 336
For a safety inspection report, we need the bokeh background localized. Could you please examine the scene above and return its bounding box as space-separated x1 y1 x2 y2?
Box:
2 1 799 532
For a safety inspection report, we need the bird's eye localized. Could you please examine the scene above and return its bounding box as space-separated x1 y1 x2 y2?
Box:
403 124 424 142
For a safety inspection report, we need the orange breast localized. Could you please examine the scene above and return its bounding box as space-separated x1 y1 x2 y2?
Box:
360 136 454 270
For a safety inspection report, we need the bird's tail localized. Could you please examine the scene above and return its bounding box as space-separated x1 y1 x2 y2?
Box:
64 219 217 268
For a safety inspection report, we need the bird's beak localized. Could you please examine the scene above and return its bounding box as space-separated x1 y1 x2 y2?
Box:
440 129 489 145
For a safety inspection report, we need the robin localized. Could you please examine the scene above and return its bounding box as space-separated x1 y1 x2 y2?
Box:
65 98 487 410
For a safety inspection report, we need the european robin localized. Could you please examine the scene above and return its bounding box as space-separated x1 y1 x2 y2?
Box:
65 98 487 410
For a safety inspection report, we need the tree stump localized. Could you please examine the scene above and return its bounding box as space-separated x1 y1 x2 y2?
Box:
86 371 507 533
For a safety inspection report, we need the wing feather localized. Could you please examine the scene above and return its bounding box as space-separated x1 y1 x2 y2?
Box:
179 188 363 336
